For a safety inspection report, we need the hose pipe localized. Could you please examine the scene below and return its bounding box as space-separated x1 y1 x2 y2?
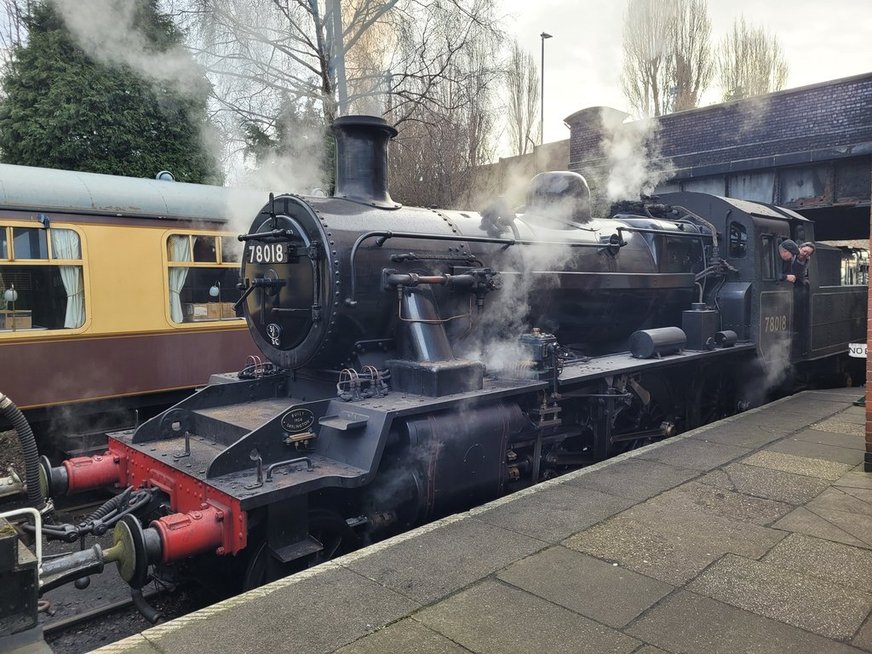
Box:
0 391 46 510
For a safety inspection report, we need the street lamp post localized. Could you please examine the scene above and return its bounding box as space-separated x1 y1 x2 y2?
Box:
540 32 552 145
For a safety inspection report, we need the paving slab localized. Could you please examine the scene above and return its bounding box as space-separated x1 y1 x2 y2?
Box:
334 619 471 654
415 579 641 654
772 506 871 549
763 533 872 594
496 546 673 629
854 615 872 651
627 590 866 654
688 423 788 449
794 425 866 451
777 491 872 549
687 553 872 640
812 416 867 434
800 388 864 401
645 480 793 526
824 408 866 425
698 462 831 505
766 438 866 466
344 516 545 605
837 471 872 490
135 564 419 654
727 412 827 435
472 482 635 543
741 450 853 480
807 487 872 518
564 501 785 585
634 437 750 471
567 458 699 501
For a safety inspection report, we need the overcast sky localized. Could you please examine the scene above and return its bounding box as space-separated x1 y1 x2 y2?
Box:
502 0 872 145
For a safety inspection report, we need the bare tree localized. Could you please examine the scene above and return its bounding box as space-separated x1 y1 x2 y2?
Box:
169 0 499 136
388 27 500 207
505 40 538 156
670 0 712 112
621 0 713 117
0 0 31 67
717 16 788 101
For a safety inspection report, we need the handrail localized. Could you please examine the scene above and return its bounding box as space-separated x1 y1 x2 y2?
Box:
345 230 622 306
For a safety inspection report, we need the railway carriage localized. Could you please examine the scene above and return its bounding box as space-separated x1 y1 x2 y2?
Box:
0 164 263 454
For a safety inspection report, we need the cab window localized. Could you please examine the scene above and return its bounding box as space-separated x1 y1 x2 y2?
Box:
728 222 747 258
0 226 85 332
166 232 242 324
761 235 776 281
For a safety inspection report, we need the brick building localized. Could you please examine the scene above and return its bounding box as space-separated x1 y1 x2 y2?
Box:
565 72 872 240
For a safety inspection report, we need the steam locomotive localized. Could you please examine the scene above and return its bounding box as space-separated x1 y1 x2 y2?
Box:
1 115 866 630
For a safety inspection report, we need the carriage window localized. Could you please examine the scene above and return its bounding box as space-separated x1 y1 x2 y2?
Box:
728 222 747 258
12 227 48 259
193 236 217 263
0 227 85 332
166 232 242 324
761 235 776 281
220 236 241 263
842 249 869 286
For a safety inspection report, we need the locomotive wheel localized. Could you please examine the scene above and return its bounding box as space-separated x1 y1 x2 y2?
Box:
687 368 738 428
242 509 358 590
610 374 674 455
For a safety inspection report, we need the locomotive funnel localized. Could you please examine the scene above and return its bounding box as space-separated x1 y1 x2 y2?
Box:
332 115 399 209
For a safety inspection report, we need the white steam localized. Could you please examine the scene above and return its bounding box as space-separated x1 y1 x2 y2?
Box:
600 110 674 202
52 0 204 97
460 226 574 376
53 0 329 199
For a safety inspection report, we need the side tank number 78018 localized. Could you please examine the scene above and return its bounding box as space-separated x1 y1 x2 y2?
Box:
763 314 788 332
248 243 286 264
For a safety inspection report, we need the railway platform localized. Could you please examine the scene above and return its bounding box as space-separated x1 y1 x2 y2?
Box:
95 387 872 654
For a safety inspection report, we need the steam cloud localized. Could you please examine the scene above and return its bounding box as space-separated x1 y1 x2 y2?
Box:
52 0 206 97
52 0 329 234
459 218 575 376
600 110 674 202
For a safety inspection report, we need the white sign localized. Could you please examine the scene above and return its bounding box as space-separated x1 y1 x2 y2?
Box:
848 342 867 358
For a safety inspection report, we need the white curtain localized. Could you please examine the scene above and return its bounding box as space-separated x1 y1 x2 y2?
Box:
50 229 84 328
169 235 193 322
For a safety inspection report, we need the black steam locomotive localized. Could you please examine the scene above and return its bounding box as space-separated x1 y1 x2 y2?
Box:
2 116 866 622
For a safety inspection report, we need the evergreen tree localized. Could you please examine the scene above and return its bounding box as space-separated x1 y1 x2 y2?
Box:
0 1 218 182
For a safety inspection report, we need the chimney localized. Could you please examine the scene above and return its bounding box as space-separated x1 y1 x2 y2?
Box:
332 115 399 208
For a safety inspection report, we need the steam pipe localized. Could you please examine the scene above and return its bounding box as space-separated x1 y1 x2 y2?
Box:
672 205 719 259
0 392 45 509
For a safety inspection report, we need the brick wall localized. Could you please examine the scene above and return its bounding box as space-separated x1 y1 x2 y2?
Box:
566 73 872 175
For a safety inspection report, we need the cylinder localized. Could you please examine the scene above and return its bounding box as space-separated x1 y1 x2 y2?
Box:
714 330 738 348
629 327 686 359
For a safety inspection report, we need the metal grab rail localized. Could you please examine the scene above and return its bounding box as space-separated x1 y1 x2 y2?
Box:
345 230 623 305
